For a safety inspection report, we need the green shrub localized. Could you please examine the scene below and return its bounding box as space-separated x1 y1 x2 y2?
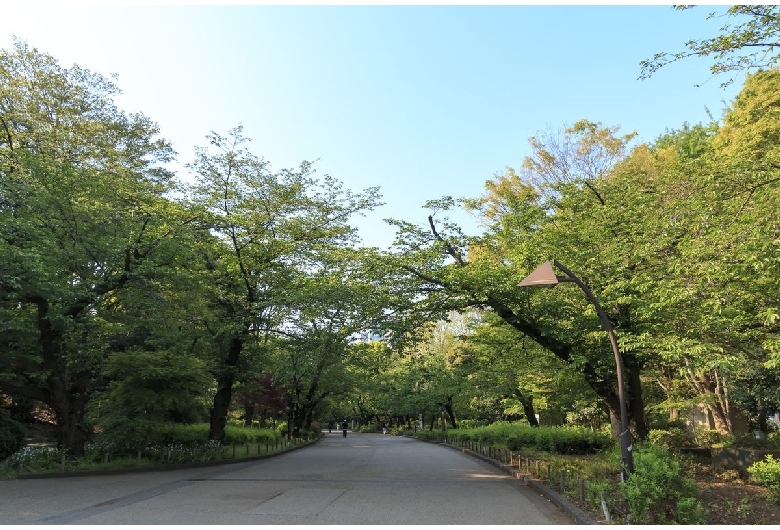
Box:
91 350 211 452
621 444 704 524
414 430 443 442
419 422 613 455
223 425 279 445
727 432 780 449
693 427 725 447
648 428 694 450
7 446 68 472
747 454 780 502
155 423 210 445
457 419 488 429
0 408 26 460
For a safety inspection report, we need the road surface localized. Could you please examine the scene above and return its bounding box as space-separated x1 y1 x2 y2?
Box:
0 432 576 525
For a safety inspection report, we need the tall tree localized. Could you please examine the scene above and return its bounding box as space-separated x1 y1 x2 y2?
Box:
187 126 381 441
383 121 651 440
0 40 178 456
272 247 398 435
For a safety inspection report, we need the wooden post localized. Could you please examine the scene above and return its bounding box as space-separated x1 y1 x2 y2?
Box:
578 477 585 502
546 463 551 482
536 460 541 477
559 469 566 491
601 491 612 524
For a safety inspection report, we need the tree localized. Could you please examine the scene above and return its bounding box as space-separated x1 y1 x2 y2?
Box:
383 121 651 440
90 350 210 451
457 313 596 427
639 5 780 87
187 126 382 441
0 40 179 456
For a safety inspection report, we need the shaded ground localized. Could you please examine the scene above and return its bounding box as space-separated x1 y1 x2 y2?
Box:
563 462 778 525
694 465 778 525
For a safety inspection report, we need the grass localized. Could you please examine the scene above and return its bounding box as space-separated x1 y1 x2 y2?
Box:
1 423 320 479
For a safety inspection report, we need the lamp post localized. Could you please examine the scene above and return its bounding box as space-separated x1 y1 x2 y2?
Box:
519 260 634 482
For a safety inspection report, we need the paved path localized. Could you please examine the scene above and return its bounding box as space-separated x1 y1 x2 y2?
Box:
0 433 575 525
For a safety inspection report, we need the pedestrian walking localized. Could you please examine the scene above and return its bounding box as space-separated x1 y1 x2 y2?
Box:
342 420 348 438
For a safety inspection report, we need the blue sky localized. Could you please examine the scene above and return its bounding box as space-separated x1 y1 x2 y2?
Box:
5 4 743 248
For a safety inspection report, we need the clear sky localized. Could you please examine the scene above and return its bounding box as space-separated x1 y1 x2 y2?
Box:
5 3 743 248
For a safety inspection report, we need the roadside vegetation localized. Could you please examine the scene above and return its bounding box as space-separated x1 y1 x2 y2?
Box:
410 422 780 524
3 6 780 525
1 423 315 479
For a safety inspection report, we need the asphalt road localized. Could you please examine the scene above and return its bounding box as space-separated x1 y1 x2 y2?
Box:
0 432 576 525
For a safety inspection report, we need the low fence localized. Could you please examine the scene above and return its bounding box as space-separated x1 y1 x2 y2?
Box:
435 435 627 524
3 435 319 477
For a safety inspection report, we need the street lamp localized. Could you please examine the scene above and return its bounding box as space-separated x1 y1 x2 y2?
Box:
519 260 634 481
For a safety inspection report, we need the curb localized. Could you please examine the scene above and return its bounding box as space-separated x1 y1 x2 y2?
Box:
14 438 321 480
436 441 599 525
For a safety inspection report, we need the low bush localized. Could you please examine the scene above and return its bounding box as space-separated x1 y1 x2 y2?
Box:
693 427 725 447
727 432 780 449
155 423 210 445
621 443 704 524
0 409 26 460
223 425 280 445
648 427 694 450
6 446 68 472
90 422 282 454
747 454 780 502
418 422 613 454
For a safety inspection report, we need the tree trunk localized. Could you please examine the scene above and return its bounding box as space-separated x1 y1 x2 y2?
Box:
625 351 648 440
707 403 731 434
444 396 457 429
209 335 244 441
758 408 768 433
515 390 539 427
243 404 254 427
36 298 91 457
49 373 90 458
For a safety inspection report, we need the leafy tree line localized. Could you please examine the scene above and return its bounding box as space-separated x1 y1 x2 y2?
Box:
0 39 388 456
3 5 780 460
359 6 780 437
376 71 780 439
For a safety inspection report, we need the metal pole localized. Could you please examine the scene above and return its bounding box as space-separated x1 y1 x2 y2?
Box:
552 260 634 481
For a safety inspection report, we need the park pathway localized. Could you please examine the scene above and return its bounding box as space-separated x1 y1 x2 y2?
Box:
0 432 575 525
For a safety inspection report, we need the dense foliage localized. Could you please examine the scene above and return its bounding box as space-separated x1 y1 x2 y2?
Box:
0 408 26 460
416 422 614 454
748 454 780 502
2 7 780 482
